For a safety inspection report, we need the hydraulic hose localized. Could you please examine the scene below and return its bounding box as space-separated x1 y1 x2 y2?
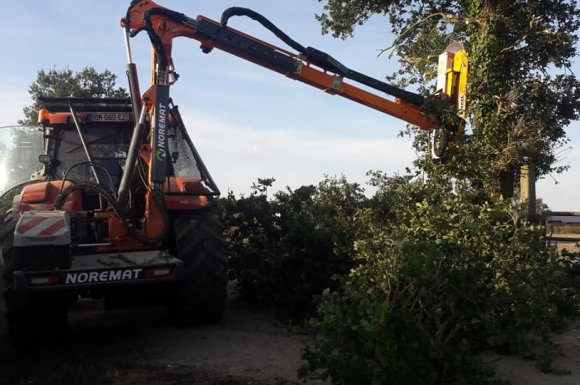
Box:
220 7 307 54
60 162 116 195
54 182 169 245
220 7 425 107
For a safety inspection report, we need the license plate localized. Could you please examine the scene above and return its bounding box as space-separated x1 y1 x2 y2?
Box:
87 112 131 122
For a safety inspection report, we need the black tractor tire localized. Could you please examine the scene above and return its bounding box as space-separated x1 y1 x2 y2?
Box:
2 213 68 347
167 206 227 326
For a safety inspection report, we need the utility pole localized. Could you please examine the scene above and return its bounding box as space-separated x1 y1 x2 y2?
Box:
520 163 537 222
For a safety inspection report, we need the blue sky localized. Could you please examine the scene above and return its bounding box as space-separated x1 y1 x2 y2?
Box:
0 0 578 211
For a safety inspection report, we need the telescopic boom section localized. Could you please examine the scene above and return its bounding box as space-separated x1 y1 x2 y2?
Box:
122 0 466 133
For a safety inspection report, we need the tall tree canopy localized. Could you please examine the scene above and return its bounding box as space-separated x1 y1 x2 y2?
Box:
318 0 580 196
19 67 127 125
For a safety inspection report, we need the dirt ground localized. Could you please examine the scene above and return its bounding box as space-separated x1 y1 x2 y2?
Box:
483 321 580 385
0 297 324 385
0 296 579 385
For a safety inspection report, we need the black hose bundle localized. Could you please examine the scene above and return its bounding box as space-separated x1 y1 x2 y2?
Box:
220 7 307 54
54 182 169 245
219 7 424 106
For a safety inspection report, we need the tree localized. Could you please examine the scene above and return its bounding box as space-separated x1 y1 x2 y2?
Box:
19 67 128 125
316 0 580 196
298 3 580 383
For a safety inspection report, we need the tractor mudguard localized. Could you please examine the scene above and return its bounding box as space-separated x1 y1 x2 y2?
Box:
18 181 83 213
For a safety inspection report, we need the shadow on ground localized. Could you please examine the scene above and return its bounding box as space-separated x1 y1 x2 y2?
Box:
0 297 315 385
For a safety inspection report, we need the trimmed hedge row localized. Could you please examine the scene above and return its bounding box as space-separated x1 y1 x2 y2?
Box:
220 173 578 384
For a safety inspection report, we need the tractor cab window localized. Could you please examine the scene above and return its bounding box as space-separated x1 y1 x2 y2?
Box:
55 123 132 187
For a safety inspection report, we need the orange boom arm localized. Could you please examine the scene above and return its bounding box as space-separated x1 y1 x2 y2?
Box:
122 0 467 158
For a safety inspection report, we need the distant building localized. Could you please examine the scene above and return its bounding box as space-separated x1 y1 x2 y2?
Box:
547 215 580 225
546 213 580 242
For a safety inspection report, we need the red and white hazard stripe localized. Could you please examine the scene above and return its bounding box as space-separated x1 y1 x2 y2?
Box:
17 216 67 237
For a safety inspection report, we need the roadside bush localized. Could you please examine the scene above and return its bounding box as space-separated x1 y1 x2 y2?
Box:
301 172 576 384
220 176 367 320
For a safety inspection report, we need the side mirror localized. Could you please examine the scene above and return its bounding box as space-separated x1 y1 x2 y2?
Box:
39 154 51 164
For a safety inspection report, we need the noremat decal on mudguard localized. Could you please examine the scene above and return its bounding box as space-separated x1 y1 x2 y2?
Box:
65 269 143 284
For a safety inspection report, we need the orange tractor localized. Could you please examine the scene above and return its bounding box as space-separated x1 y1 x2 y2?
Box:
1 0 467 345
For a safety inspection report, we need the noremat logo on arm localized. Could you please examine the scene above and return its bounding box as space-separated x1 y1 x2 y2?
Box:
155 102 167 161
65 269 143 284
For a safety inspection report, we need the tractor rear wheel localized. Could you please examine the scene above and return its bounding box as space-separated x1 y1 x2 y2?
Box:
167 206 227 326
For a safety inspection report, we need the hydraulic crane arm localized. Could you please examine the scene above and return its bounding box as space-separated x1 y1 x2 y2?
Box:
119 0 467 200
196 14 435 128
115 0 467 243
121 1 467 132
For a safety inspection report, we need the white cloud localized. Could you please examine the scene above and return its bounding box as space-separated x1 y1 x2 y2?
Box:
180 110 415 195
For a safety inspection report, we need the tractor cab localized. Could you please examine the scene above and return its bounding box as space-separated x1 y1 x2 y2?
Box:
38 97 134 189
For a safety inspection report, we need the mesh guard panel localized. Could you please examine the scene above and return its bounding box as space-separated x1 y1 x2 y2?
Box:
166 102 220 196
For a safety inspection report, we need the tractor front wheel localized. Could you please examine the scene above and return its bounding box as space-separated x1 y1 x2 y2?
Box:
167 206 227 326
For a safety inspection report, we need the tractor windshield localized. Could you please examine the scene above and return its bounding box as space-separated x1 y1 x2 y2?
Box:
0 125 44 195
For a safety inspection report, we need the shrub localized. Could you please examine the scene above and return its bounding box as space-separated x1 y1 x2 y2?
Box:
220 176 367 320
301 172 576 384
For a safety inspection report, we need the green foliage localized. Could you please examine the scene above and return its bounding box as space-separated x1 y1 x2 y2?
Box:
301 172 576 384
218 167 577 384
220 2 580 383
20 67 128 125
220 172 577 383
307 10 580 381
220 176 366 320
